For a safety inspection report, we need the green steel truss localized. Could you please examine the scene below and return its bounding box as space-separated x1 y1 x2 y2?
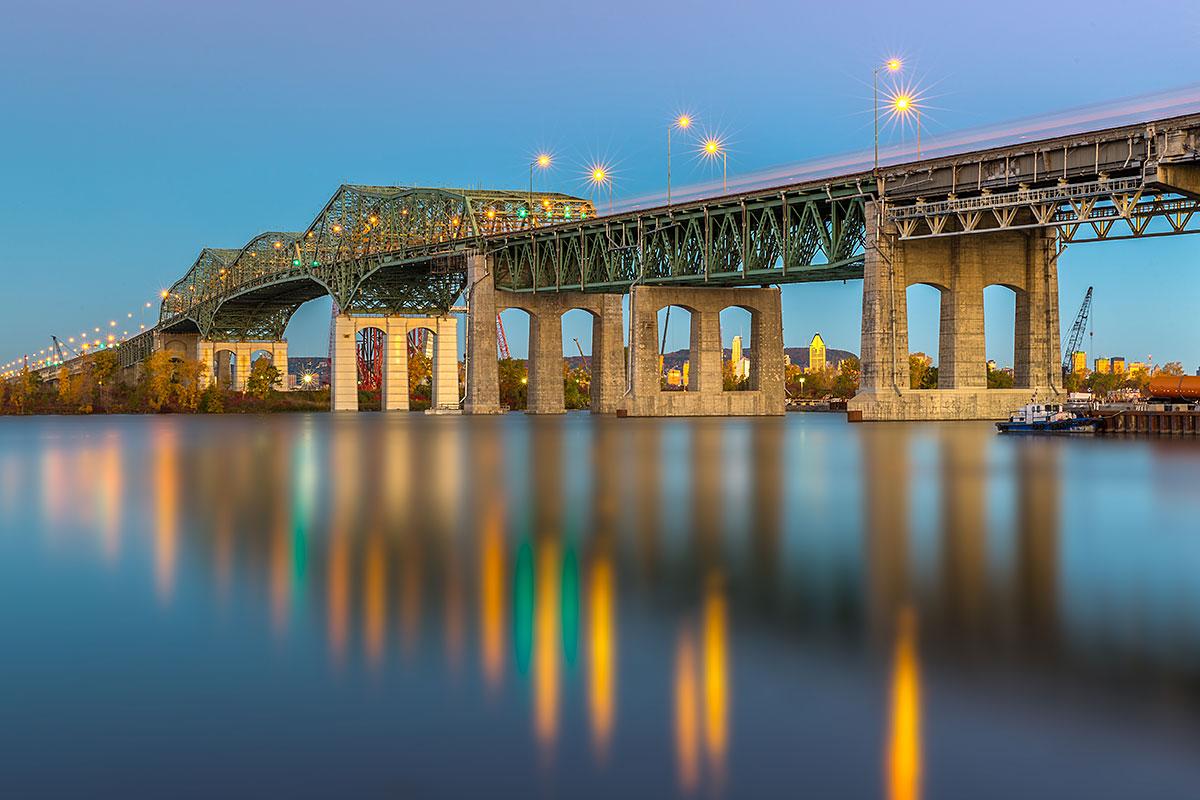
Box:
488 186 867 292
160 185 595 338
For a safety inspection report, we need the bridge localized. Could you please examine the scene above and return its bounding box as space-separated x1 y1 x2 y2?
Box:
18 106 1200 420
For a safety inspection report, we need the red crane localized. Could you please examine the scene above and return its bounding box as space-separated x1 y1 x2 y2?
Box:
496 314 511 360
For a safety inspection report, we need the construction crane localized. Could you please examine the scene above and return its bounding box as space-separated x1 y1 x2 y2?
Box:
1061 286 1093 376
50 336 77 365
572 337 589 370
496 314 511 360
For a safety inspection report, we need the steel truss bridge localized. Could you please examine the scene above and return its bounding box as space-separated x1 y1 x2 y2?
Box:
103 111 1200 370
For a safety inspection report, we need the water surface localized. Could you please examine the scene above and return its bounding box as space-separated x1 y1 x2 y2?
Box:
2 413 1199 798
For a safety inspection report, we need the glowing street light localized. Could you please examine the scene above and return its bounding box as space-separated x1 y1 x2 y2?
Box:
588 163 614 212
874 56 902 172
667 113 694 207
530 152 553 221
700 137 728 191
889 90 923 159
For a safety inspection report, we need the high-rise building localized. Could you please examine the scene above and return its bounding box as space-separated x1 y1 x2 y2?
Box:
1111 357 1126 374
682 361 690 388
1071 351 1088 374
986 359 997 372
1094 357 1111 375
808 333 826 373
730 335 750 381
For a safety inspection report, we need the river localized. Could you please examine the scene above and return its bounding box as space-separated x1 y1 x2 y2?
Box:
1 413 1198 798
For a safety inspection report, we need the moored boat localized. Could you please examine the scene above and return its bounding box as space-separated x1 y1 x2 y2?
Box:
996 402 1101 434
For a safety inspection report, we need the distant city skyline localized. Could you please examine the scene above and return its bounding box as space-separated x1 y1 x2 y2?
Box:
1 0 1198 370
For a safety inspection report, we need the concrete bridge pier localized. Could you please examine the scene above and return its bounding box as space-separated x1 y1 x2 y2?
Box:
624 285 785 417
330 313 457 413
849 202 1062 421
464 254 625 415
197 340 288 391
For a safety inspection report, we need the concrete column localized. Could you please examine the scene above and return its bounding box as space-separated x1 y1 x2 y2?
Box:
197 341 214 388
527 309 565 415
271 341 288 375
330 314 358 412
1015 229 1062 394
234 345 252 392
938 239 986 390
590 294 626 414
747 289 786 413
214 350 233 387
691 309 723 395
464 254 502 414
628 286 661 404
855 202 908 398
429 316 460 412
382 317 410 411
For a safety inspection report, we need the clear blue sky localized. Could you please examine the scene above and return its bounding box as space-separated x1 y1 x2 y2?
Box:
2 0 1198 369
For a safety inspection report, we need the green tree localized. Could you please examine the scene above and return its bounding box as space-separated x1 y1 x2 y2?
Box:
1063 370 1085 393
174 358 204 410
92 349 120 409
909 353 932 390
199 382 225 413
498 358 527 410
832 357 861 398
57 367 76 411
246 358 281 401
987 367 1014 389
141 351 175 411
563 364 590 410
1160 361 1184 376
8 369 39 414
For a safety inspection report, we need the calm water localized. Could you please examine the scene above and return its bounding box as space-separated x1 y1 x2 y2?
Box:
2 413 1199 798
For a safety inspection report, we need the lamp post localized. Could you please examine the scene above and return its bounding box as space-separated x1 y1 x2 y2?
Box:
701 137 727 192
874 57 902 172
668 114 693 207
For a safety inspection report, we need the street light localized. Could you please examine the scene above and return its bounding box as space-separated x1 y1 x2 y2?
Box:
888 90 923 159
530 153 552 221
667 113 693 207
588 163 613 212
874 57 902 172
700 137 728 192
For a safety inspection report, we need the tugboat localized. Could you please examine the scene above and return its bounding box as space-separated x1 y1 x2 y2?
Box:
996 400 1101 434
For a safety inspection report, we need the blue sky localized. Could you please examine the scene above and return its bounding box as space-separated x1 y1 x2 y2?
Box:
1 0 1198 369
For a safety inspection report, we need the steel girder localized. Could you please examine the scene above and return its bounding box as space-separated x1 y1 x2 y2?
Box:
487 186 868 292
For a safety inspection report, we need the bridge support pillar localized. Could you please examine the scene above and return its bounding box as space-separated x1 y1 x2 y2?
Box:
429 316 460 413
487 288 627 414
849 203 1061 421
330 314 358 412
623 285 784 417
464 255 503 415
382 317 410 411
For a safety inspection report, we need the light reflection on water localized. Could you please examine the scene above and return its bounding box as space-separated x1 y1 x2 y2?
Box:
2 414 1200 798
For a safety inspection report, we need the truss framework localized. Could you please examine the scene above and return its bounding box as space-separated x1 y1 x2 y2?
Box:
159 186 594 338
488 187 868 292
886 175 1200 243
